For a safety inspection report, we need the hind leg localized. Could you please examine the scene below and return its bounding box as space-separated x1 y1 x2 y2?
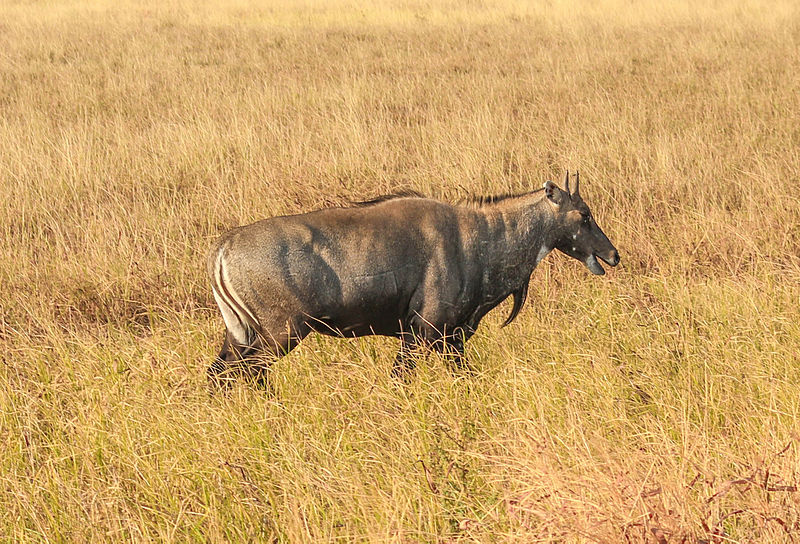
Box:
210 330 276 391
209 282 261 391
209 327 273 392
208 330 274 393
209 321 308 393
208 329 245 392
238 327 307 390
208 273 306 391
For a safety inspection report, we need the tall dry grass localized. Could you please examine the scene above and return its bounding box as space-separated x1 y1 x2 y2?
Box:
1 0 800 541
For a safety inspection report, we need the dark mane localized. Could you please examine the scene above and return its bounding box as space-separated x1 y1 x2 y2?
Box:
352 187 544 208
352 190 426 207
467 187 545 206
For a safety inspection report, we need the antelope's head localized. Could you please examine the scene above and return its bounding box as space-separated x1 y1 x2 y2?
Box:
544 171 619 275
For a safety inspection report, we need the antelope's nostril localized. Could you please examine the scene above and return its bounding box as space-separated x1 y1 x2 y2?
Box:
611 250 620 266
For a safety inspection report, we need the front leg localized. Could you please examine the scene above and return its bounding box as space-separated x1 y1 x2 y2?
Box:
392 333 419 381
436 326 476 375
404 314 477 375
391 316 447 381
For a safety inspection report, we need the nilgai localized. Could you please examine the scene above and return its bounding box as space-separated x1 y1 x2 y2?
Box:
207 171 619 389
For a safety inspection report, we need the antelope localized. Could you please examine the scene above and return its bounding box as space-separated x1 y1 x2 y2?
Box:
207 171 619 389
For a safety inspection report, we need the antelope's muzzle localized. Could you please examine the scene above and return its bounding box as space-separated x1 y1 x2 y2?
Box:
600 249 620 267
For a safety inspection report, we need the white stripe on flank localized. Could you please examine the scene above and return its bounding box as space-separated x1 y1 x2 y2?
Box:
212 289 249 345
212 246 260 345
218 252 260 327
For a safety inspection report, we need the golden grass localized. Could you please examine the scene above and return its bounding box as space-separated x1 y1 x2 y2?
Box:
2 0 800 541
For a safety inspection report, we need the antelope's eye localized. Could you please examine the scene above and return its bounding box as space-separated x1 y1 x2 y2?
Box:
581 214 590 225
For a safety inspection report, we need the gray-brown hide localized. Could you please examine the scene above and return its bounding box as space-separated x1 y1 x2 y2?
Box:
207 172 619 388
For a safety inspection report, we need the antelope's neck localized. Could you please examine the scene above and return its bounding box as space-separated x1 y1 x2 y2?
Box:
480 196 554 298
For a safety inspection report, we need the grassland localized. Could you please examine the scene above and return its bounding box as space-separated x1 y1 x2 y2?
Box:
2 0 800 541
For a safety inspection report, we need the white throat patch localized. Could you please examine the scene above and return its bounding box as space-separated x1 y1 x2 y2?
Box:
535 245 551 265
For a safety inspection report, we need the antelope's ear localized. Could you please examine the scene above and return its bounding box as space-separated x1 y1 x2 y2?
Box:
544 180 565 205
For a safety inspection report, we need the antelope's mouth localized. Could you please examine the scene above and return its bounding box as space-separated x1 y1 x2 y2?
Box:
587 252 620 275
585 254 606 276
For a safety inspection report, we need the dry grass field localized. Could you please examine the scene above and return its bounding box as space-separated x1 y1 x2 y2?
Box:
2 0 800 541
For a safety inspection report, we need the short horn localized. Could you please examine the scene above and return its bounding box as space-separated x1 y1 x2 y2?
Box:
573 170 580 196
564 170 570 194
